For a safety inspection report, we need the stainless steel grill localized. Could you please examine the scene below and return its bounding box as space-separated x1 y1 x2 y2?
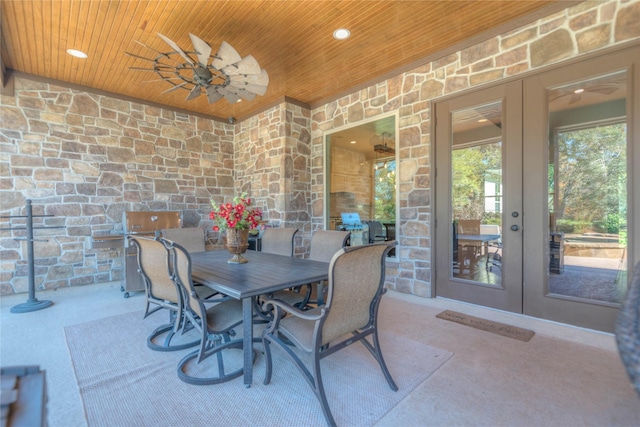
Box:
337 212 368 246
122 211 181 298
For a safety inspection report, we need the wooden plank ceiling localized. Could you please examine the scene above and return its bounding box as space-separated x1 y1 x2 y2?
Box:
1 0 566 122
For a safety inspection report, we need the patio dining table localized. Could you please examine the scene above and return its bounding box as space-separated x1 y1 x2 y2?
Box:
189 249 330 387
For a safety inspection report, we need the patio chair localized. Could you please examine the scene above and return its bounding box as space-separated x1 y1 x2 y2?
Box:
307 230 350 306
262 242 398 427
165 239 251 385
161 227 206 253
260 228 310 308
261 227 298 256
161 227 216 293
366 220 386 243
457 219 483 272
480 224 502 272
128 236 199 352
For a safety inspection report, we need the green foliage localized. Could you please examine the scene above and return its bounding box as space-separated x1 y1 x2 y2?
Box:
452 141 501 220
556 219 592 234
374 160 396 220
552 123 627 233
592 213 624 234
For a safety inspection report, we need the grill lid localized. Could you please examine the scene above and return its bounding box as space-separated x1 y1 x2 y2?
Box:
123 211 182 234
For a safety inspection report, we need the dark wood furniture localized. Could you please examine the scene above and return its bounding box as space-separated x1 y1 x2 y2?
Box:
189 250 330 387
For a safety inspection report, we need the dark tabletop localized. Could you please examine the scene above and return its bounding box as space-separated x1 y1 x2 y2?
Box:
189 250 330 299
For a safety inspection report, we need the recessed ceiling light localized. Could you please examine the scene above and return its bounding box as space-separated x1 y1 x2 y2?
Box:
350 140 356 144
67 49 88 59
333 28 351 40
478 118 488 123
574 88 585 94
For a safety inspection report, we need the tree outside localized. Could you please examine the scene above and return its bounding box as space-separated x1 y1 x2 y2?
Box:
451 141 502 224
551 122 627 237
373 159 396 220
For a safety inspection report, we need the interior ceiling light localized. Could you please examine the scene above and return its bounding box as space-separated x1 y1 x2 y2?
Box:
126 33 269 104
350 140 356 144
333 28 351 40
67 49 88 58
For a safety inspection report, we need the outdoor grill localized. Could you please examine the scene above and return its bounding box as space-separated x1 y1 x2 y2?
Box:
337 212 368 246
122 211 181 297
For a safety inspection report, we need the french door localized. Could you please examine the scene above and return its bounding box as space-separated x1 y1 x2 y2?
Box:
435 45 639 332
435 81 523 313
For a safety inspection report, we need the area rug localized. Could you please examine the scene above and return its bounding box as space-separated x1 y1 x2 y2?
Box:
436 310 535 342
65 302 452 427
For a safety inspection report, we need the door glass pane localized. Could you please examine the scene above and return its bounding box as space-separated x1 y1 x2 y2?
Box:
451 102 503 286
548 72 628 304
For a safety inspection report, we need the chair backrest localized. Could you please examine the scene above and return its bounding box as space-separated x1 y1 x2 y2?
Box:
322 242 394 345
308 230 350 263
367 220 385 243
129 236 178 303
161 227 206 253
164 239 206 320
261 228 298 257
457 219 481 235
480 224 500 235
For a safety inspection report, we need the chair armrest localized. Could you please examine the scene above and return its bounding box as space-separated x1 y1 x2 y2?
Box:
262 298 326 321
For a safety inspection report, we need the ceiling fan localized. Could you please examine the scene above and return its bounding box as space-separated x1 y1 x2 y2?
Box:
548 74 625 105
126 33 269 105
370 132 395 155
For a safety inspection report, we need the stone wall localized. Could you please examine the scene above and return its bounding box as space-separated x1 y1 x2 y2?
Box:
1 0 638 296
234 101 312 255
0 80 235 294
308 0 640 296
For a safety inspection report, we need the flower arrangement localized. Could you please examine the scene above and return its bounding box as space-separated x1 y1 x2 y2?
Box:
209 193 262 232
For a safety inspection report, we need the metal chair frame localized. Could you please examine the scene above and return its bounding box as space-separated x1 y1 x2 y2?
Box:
129 236 199 352
262 242 398 426
164 239 254 385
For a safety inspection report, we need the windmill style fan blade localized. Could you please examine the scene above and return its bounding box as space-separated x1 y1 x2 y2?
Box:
129 67 160 72
222 55 261 76
161 82 189 94
212 41 242 70
206 86 223 104
133 40 185 68
134 40 166 56
157 33 195 65
189 33 212 66
124 52 158 62
224 85 256 101
142 77 183 83
593 86 620 95
237 89 256 101
186 85 202 101
229 69 269 87
229 81 268 96
217 86 241 104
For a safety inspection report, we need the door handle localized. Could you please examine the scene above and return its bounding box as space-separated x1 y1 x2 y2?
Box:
511 225 519 231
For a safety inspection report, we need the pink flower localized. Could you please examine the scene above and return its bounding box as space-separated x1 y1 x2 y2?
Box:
210 192 262 233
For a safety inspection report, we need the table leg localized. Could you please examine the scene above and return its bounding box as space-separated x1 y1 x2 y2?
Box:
243 297 254 387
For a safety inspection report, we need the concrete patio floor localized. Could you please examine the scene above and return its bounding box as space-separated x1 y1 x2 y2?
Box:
1 282 638 426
